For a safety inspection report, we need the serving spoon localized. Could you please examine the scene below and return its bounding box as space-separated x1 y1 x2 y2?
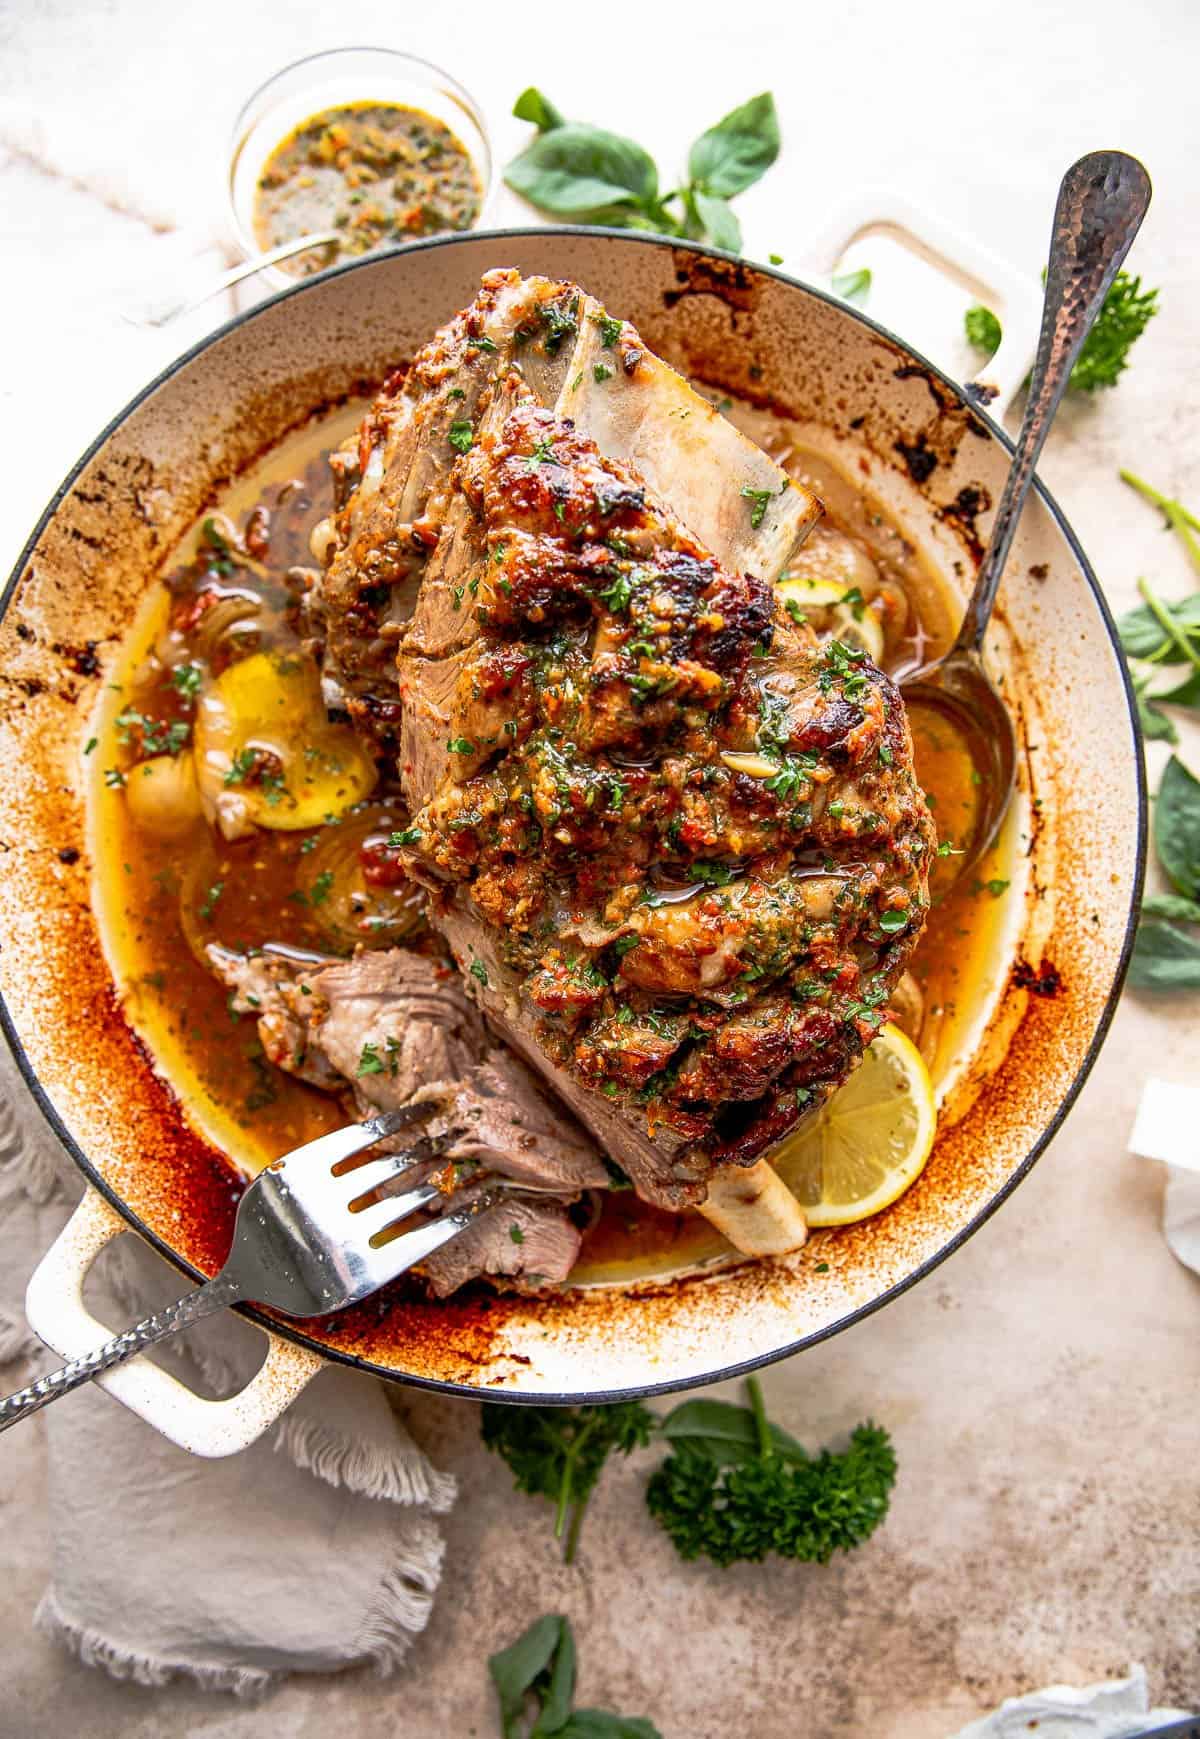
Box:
127 228 341 329
900 150 1151 878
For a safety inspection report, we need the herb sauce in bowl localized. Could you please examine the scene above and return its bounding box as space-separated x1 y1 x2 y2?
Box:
253 101 483 276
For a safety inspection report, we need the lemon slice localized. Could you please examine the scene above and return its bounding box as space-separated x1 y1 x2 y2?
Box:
775 574 886 663
772 1024 935 1226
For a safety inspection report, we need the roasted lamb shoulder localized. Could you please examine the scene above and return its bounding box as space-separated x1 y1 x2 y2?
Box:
314 272 936 1243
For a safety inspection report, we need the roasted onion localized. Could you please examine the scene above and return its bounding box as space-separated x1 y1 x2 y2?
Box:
294 804 427 950
124 752 203 839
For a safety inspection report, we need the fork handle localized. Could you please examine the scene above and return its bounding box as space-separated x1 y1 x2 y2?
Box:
0 1272 240 1434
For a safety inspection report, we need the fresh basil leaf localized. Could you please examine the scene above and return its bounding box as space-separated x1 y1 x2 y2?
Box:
560 1713 663 1738
1134 682 1179 742
832 268 872 306
535 1619 577 1736
505 124 659 217
1154 667 1200 709
1156 754 1200 899
692 189 741 252
513 87 565 132
687 91 780 198
490 1614 567 1739
657 1397 804 1465
1117 593 1200 663
1142 891 1200 922
1128 916 1200 990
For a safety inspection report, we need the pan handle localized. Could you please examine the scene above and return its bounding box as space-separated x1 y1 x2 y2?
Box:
24 1189 323 1457
791 187 1045 416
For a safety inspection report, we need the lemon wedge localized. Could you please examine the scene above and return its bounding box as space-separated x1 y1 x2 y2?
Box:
194 651 376 833
772 1023 936 1226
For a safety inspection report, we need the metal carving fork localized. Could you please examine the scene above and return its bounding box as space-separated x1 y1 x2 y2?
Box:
0 1104 488 1433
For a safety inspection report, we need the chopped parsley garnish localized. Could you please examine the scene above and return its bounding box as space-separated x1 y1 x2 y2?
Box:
613 933 640 957
447 737 476 755
818 638 869 700
199 881 224 921
592 312 622 347
357 1042 385 1077
539 294 579 353
592 361 614 383
509 1223 525 1245
741 485 774 529
104 767 125 788
389 827 421 847
878 744 893 767
878 909 909 934
83 737 97 756
201 517 232 556
468 333 498 352
470 958 489 987
309 870 334 905
114 708 190 757
691 861 736 886
599 570 635 612
448 419 474 454
172 663 203 702
224 748 257 787
765 754 817 800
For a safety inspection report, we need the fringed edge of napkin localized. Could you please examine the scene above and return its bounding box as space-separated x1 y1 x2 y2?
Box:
33 1589 276 1698
275 1411 458 1513
354 1515 446 1676
33 1511 447 1699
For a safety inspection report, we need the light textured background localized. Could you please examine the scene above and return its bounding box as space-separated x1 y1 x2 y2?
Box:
1 1 1199 1735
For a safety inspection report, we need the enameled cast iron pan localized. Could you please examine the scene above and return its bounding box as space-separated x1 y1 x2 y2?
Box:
0 231 1144 1452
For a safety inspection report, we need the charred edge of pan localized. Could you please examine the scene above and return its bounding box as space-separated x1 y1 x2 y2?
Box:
936 484 994 564
894 434 939 486
893 362 993 440
51 639 103 677
1012 957 1062 998
662 252 761 316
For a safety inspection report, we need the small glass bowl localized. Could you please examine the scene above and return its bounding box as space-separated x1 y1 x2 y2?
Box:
228 47 492 286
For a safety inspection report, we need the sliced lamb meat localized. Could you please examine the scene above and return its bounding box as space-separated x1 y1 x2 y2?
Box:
308 949 488 1108
313 274 935 1219
411 1052 610 1193
209 940 606 1214
212 947 344 1091
420 1193 581 1299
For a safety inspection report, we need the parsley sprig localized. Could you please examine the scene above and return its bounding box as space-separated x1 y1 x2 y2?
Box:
481 1401 655 1564
482 1378 896 1568
965 269 1159 393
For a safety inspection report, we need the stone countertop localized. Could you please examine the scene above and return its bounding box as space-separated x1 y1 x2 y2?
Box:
2 2 1199 1734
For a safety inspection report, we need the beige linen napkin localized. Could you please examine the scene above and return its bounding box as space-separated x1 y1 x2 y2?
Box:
0 1060 456 1697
